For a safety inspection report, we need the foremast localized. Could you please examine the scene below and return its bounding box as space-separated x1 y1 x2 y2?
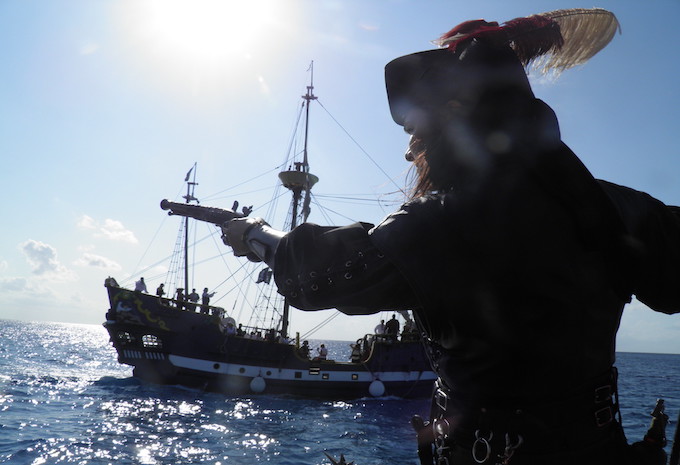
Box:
277 62 319 339
182 163 199 295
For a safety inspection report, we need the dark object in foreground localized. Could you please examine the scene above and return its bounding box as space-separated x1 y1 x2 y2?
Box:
630 399 669 465
324 452 355 465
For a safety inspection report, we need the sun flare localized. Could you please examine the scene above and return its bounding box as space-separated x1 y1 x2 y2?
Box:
149 0 260 59
152 0 262 60
130 0 283 74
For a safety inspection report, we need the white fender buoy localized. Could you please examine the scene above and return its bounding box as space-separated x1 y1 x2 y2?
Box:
250 376 266 393
369 379 385 397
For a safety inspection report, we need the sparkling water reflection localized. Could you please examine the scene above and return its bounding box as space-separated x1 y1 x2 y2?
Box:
2 320 680 464
0 320 431 464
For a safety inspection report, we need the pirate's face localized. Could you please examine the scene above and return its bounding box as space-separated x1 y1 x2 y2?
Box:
403 99 468 162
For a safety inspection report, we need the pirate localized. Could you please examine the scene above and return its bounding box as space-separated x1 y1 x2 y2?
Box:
222 9 680 464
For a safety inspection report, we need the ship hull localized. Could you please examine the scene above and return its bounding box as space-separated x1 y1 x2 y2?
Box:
104 282 436 399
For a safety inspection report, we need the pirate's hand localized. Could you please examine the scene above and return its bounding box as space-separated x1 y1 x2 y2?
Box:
222 218 285 265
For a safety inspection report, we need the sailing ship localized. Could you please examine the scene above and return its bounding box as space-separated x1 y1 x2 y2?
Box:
103 69 436 399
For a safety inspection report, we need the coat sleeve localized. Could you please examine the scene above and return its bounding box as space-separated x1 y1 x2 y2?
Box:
273 222 417 314
599 180 680 314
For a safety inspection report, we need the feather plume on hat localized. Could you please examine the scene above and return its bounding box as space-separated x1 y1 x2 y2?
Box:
384 8 620 126
436 8 621 74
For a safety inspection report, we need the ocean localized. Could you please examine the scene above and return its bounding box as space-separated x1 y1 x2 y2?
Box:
1 319 679 464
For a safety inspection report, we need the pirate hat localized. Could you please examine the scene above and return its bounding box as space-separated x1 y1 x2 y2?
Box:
385 8 620 126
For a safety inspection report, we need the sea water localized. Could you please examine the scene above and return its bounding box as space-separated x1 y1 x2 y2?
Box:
1 319 679 464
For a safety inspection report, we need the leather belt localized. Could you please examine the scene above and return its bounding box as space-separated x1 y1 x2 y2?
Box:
421 369 622 462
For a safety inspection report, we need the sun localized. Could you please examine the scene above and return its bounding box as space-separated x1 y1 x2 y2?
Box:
147 0 269 61
150 0 259 59
117 0 290 96
123 0 284 77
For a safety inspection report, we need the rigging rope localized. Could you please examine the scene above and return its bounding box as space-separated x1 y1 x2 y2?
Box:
124 89 408 342
200 167 284 203
201 99 305 205
299 311 342 340
316 98 407 197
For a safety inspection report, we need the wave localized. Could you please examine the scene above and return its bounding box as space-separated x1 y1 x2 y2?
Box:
91 375 141 387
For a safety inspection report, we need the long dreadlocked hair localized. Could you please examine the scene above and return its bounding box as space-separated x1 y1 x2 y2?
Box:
404 136 430 198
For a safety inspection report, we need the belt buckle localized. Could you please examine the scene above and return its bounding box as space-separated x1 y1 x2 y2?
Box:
594 385 612 404
435 389 448 412
595 406 613 427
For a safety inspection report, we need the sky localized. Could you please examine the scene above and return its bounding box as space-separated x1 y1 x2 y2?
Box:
1 0 679 352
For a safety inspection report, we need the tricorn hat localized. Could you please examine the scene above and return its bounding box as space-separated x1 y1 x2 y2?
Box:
385 8 620 126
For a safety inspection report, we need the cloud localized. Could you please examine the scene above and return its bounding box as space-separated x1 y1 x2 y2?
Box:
78 215 138 244
359 22 379 32
74 252 122 271
77 214 97 230
21 240 66 275
100 219 138 243
0 276 30 292
19 240 77 281
80 42 100 55
0 276 54 298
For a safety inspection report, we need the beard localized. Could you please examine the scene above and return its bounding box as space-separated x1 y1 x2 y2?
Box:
419 117 493 194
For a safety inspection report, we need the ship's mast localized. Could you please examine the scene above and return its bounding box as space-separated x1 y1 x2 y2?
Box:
183 163 198 294
277 63 319 339
302 62 315 169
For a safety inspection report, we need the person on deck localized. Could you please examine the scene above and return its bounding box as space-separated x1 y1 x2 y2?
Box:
385 314 400 341
201 287 215 314
187 288 199 312
314 344 328 361
221 9 680 465
374 319 386 336
134 277 147 293
299 340 311 359
224 322 236 336
175 288 185 310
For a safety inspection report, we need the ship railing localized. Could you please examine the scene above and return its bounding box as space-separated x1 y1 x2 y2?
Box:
149 297 290 344
105 278 225 316
236 325 290 344
348 334 376 364
154 296 225 317
351 330 422 363
369 330 421 344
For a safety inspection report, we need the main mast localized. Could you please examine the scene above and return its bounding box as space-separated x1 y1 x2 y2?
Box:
277 63 319 339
